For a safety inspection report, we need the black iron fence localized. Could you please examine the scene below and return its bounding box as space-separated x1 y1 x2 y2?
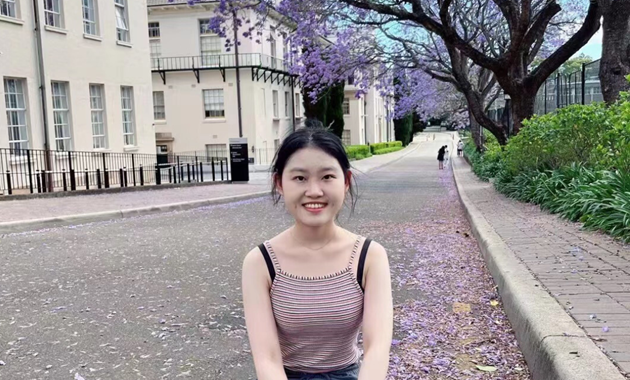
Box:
0 147 230 196
488 59 604 124
151 53 288 72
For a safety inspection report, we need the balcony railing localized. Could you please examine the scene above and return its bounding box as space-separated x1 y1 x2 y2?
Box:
151 53 289 73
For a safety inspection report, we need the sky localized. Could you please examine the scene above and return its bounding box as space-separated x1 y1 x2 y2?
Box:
574 29 603 60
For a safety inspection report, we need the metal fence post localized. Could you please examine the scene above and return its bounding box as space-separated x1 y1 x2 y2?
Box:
220 159 224 181
5 170 12 195
70 169 76 191
155 164 161 185
199 161 204 182
36 171 41 193
556 72 560 109
123 167 128 187
62 169 67 192
26 150 33 194
96 168 102 189
85 169 90 190
132 154 137 186
212 157 216 181
168 166 173 183
41 170 47 193
581 62 586 105
187 163 191 183
102 152 109 188
119 168 124 187
140 165 144 186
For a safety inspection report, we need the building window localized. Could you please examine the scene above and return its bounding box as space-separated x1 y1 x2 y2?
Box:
284 91 289 117
4 78 29 152
206 143 227 159
1 0 17 18
121 86 135 146
347 74 355 85
148 22 160 38
343 97 350 115
295 93 301 116
200 20 221 66
270 27 277 69
272 90 279 118
51 81 72 151
203 89 224 118
44 0 62 28
89 84 106 149
281 32 288 70
342 130 351 146
82 0 98 35
153 91 165 120
150 40 161 69
115 0 129 42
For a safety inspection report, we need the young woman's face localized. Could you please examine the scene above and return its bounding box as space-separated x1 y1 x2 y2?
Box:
277 147 349 227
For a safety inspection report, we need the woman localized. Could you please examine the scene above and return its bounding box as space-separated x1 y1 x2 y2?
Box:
437 145 446 170
242 128 393 380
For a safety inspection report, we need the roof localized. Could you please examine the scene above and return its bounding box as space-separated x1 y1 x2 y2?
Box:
147 0 216 7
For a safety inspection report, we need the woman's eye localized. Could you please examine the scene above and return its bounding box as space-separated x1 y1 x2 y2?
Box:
323 175 335 180
294 176 306 182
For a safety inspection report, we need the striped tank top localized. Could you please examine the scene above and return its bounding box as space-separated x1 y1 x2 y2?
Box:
259 236 371 373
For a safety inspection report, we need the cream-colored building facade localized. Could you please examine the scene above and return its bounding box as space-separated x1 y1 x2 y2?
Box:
0 0 155 154
342 78 394 146
148 0 301 164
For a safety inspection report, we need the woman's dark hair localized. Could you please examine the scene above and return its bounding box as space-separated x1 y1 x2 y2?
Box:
270 127 358 214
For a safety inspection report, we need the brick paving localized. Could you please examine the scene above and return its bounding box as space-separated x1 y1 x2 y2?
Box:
0 140 421 224
453 154 630 376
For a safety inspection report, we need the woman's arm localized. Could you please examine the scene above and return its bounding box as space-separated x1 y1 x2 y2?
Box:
358 242 393 380
242 247 288 380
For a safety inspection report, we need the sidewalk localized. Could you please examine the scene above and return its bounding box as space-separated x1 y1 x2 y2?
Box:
452 154 630 378
0 140 421 232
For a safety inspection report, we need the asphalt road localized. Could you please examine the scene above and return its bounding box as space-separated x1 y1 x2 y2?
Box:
0 133 528 380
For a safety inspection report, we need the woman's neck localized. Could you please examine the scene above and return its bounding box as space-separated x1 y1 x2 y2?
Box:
291 222 339 249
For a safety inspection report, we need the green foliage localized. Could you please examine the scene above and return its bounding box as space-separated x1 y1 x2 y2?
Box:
326 82 346 139
369 141 403 154
560 53 593 74
346 145 371 160
373 146 404 155
394 113 413 146
464 95 630 242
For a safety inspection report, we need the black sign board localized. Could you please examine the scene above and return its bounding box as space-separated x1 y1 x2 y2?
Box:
229 138 249 182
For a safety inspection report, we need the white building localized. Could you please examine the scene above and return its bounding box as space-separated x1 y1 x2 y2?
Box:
147 0 301 164
342 75 394 146
0 0 155 154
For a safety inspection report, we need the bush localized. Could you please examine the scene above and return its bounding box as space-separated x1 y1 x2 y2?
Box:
373 146 404 155
465 93 630 242
346 145 371 160
369 141 403 154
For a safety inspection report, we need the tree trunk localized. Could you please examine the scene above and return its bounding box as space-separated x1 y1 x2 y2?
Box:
510 95 537 135
600 0 630 104
468 109 483 151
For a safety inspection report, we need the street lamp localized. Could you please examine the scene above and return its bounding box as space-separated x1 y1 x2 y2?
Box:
504 93 512 138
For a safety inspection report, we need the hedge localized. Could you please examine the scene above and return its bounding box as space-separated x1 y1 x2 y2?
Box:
464 91 630 242
374 146 404 155
369 141 403 154
346 145 372 160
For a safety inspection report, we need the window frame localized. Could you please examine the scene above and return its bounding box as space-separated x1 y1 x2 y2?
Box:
82 0 98 36
342 97 350 115
153 91 166 120
115 0 130 43
284 91 289 117
202 89 225 119
89 84 107 149
44 0 63 28
120 86 135 146
295 93 301 117
4 78 29 152
272 90 279 118
51 81 72 151
199 19 222 67
1 0 17 18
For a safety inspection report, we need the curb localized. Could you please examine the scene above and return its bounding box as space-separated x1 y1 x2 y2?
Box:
0 191 270 235
352 140 423 175
450 153 625 379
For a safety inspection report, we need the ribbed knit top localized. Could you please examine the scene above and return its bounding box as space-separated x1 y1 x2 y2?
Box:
263 236 365 373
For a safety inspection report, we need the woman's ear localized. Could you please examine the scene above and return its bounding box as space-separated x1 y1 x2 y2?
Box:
345 171 352 192
274 173 284 196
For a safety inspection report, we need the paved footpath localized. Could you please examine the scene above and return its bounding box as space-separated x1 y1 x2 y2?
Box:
0 139 423 226
0 134 531 379
452 146 630 376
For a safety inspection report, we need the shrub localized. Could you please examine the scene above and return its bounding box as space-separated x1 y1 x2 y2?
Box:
373 146 403 155
346 145 371 160
369 141 403 154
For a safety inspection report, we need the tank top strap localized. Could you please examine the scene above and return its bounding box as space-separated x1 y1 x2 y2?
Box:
347 235 363 269
263 241 282 272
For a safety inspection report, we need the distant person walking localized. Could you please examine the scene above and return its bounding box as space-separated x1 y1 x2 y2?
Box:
457 140 464 157
437 145 446 170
